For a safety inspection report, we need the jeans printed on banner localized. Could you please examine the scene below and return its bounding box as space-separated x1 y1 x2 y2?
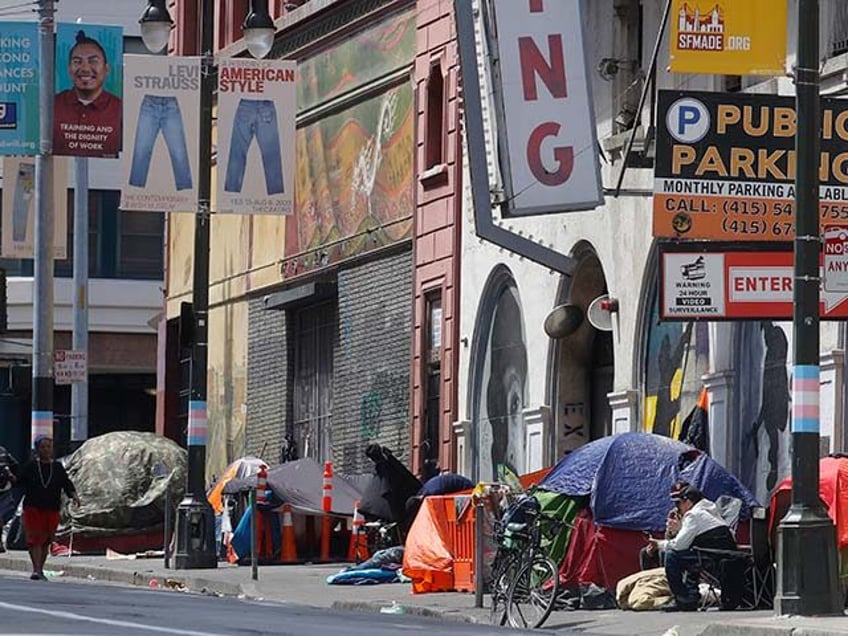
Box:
129 95 193 191
224 99 284 196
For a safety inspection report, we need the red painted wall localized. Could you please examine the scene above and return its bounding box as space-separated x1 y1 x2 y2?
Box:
410 0 462 475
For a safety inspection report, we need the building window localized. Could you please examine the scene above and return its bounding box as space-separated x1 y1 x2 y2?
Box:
425 61 445 170
422 292 442 474
119 210 165 280
0 190 163 280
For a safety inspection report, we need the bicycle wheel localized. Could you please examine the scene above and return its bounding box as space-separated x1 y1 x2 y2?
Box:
489 551 520 626
506 556 559 629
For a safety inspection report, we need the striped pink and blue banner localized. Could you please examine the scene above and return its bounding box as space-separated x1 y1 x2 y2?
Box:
792 365 820 434
31 411 53 443
187 400 208 446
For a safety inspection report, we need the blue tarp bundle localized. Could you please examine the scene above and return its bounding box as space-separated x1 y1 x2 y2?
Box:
540 432 759 532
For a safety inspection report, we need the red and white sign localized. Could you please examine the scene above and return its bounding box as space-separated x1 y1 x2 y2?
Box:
54 349 87 385
824 225 848 293
662 249 848 320
490 0 602 216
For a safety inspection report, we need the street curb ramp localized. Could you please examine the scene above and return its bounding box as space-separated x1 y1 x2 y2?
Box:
330 600 478 625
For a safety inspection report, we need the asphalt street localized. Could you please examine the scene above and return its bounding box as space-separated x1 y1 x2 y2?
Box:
0 573 540 636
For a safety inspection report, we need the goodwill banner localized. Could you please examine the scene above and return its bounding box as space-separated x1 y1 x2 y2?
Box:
120 55 200 213
54 23 123 158
217 59 296 215
1 156 68 259
669 0 786 76
0 23 39 156
654 90 848 242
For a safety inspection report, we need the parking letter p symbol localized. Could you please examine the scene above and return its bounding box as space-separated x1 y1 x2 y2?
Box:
678 106 701 136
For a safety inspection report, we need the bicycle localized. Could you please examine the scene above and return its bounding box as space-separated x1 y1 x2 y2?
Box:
489 496 562 629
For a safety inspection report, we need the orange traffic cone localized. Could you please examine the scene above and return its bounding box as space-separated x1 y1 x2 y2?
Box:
347 500 369 563
280 503 298 563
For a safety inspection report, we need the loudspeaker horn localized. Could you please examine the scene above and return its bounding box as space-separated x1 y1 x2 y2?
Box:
544 304 583 339
587 295 616 332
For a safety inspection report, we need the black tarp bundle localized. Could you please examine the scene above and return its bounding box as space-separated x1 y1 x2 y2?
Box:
358 444 421 525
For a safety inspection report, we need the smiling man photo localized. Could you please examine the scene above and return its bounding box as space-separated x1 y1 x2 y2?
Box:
53 29 122 157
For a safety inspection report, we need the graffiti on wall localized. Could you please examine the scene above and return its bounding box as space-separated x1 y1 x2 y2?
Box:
644 292 710 439
476 285 528 482
358 370 409 440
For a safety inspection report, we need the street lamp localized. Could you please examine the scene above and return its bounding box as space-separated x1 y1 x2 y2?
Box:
139 0 173 54
138 0 275 570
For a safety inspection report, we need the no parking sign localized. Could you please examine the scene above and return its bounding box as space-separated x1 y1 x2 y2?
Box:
824 225 848 293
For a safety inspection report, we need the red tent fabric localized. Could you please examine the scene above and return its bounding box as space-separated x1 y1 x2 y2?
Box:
770 457 848 549
559 509 645 590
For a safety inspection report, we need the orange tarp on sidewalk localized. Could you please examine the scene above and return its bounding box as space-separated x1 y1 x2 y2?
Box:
403 496 455 593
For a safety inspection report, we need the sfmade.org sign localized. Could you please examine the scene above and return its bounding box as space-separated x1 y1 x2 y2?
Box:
669 0 786 76
489 0 602 216
654 90 848 242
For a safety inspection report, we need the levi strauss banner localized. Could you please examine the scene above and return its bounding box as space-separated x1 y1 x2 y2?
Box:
217 59 296 215
120 55 200 213
2 156 68 259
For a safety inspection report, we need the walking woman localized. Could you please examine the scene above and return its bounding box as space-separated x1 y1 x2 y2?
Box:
10 436 80 580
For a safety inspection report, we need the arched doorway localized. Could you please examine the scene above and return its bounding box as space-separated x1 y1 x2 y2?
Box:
469 266 529 482
548 244 613 456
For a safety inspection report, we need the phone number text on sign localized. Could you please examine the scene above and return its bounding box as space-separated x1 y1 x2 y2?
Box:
654 90 848 241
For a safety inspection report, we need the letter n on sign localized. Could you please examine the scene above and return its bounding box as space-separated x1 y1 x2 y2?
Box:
488 0 603 216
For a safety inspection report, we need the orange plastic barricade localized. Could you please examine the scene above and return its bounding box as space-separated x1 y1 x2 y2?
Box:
445 496 476 592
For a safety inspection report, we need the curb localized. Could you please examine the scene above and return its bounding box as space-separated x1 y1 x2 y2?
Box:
700 621 848 636
0 555 245 599
330 600 480 625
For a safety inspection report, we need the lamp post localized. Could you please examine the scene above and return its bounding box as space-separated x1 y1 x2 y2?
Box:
139 0 275 570
775 0 844 615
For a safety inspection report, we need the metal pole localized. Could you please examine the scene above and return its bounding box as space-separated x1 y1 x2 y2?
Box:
775 0 844 615
71 157 89 448
164 488 171 569
173 0 217 570
474 498 484 608
31 0 56 446
250 489 258 581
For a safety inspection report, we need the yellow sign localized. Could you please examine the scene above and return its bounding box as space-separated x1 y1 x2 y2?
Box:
669 1 787 76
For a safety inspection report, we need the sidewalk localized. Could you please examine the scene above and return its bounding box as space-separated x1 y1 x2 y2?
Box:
1 550 847 635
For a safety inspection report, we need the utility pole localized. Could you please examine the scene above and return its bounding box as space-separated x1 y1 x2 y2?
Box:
775 0 844 616
71 157 89 448
32 0 56 446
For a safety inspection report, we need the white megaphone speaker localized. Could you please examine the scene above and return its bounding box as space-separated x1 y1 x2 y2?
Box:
543 304 583 339
587 295 618 332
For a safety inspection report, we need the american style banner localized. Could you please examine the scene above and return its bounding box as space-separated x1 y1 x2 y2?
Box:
120 55 201 213
669 1 787 76
53 23 123 158
0 22 39 156
654 90 848 242
216 58 296 215
1 156 68 259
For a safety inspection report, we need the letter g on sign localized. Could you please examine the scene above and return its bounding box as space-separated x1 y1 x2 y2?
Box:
666 97 710 144
527 121 574 186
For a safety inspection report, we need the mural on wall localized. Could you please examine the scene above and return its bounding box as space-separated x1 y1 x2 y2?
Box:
644 294 709 438
739 321 790 503
285 10 415 276
476 284 528 482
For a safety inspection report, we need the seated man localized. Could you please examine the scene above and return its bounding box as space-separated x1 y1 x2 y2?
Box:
647 482 736 612
641 480 687 570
